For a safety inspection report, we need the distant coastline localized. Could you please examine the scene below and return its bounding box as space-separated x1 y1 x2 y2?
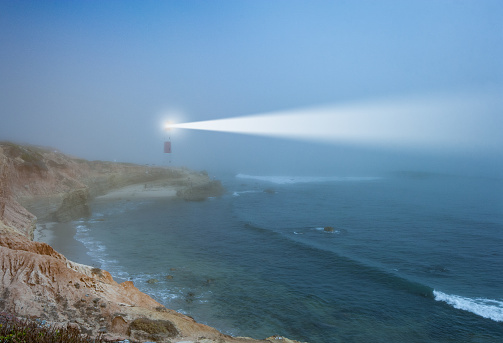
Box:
0 142 302 343
33 180 184 277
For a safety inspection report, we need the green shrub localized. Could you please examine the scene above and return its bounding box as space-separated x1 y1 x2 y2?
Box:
0 312 108 343
128 317 178 337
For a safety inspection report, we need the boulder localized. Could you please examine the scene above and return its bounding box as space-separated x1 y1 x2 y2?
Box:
53 188 91 222
128 318 179 341
176 180 225 201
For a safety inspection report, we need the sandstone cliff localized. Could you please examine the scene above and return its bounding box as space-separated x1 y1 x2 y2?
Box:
0 142 224 238
0 142 301 343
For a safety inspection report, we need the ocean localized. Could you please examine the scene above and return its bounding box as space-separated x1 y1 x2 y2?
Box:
71 172 502 342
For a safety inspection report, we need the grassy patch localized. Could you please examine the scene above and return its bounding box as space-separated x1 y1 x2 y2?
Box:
0 312 108 343
128 317 178 337
91 267 104 278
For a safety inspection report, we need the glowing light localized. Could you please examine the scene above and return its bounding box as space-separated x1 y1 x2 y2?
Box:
164 121 174 131
169 91 502 153
158 107 185 133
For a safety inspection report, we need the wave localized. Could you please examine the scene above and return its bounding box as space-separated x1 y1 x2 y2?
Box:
232 190 262 197
74 222 130 281
243 221 503 324
244 222 434 299
292 227 347 235
433 290 503 322
236 174 381 184
74 221 210 310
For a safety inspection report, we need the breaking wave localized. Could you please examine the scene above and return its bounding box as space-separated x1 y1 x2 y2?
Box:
433 290 503 322
232 190 262 196
236 174 381 184
74 222 130 281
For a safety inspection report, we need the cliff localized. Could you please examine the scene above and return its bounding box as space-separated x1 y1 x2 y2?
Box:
0 142 300 343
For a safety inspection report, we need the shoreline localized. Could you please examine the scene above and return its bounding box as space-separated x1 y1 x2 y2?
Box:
95 181 178 200
33 181 180 274
1 142 300 342
34 221 98 268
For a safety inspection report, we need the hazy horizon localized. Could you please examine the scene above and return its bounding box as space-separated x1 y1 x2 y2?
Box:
1 1 502 177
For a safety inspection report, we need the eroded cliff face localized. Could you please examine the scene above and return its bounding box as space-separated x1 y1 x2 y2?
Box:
0 142 224 237
0 143 300 343
0 224 238 342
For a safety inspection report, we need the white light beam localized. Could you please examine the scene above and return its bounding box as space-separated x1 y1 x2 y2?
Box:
168 91 502 153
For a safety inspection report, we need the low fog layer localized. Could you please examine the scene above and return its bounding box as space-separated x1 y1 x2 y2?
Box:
1 1 501 177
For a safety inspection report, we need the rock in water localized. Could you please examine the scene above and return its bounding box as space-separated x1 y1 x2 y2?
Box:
176 180 225 201
53 188 91 222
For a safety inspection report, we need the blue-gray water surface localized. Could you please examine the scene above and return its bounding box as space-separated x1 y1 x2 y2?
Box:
73 172 503 343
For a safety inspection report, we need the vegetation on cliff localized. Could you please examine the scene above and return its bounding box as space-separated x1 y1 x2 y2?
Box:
0 142 303 343
0 312 108 343
0 142 224 230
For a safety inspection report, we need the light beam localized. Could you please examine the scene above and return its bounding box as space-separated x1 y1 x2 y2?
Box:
169 91 502 153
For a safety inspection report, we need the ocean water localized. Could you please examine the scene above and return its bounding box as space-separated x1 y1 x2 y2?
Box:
73 172 503 342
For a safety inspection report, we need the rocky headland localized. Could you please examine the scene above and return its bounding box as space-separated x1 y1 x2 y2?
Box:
0 142 302 343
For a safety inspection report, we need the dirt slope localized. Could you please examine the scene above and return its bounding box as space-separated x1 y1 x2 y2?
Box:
0 142 300 343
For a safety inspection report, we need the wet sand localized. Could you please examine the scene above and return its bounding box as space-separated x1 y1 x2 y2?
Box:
35 221 98 267
34 182 178 270
96 182 177 200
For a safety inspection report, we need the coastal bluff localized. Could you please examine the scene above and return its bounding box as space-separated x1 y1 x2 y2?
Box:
0 142 302 343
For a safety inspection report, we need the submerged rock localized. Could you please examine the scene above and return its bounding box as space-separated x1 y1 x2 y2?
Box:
323 226 335 232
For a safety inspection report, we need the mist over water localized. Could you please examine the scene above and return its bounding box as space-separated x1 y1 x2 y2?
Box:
1 2 502 171
71 171 503 342
2 1 502 342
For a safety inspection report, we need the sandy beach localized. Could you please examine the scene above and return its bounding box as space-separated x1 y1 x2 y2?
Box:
35 221 98 267
2 143 285 342
33 222 56 244
95 181 178 200
34 181 178 270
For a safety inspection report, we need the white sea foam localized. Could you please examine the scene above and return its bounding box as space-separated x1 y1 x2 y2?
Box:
130 273 183 304
232 190 262 196
133 271 212 309
236 174 380 184
74 223 130 281
433 290 503 322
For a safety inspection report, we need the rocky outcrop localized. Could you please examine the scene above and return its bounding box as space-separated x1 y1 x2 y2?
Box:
52 188 91 222
0 198 36 240
0 142 304 343
1 142 222 231
0 225 230 341
176 179 225 201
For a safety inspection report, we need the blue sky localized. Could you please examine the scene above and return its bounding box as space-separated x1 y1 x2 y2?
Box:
1 1 501 174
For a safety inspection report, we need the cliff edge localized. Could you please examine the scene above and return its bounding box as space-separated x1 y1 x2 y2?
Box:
0 142 301 343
